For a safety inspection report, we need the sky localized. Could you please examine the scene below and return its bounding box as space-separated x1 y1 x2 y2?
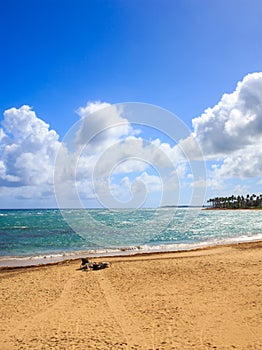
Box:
0 0 262 208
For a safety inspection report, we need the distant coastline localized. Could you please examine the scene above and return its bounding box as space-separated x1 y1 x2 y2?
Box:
161 205 262 210
204 207 262 210
160 205 204 208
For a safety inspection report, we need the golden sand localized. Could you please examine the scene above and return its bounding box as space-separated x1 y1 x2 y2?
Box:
0 242 261 349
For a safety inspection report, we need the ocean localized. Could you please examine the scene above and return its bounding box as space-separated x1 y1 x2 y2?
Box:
0 208 261 266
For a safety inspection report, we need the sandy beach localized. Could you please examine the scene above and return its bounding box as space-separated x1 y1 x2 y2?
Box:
0 242 261 350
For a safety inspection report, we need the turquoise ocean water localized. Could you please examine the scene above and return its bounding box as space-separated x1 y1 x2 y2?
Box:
0 208 261 266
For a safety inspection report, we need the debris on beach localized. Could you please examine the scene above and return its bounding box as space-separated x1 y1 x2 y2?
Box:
79 258 110 271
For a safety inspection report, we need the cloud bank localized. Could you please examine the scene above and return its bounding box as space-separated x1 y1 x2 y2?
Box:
1 72 261 207
1 103 191 207
55 103 190 208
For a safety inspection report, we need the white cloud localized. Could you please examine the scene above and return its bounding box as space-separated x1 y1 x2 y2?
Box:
0 105 60 196
0 128 7 143
177 134 205 161
190 72 262 182
2 84 255 208
212 145 262 179
53 101 190 207
75 101 133 153
106 172 163 208
3 105 58 149
112 158 148 175
54 99 198 207
3 72 262 208
135 172 162 192
192 72 262 156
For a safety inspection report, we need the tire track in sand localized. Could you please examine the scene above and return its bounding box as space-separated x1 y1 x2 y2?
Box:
95 272 148 350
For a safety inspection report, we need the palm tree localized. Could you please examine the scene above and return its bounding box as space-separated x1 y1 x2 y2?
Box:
207 193 262 209
245 194 249 207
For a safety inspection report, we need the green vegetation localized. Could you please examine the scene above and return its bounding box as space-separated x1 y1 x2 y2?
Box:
207 194 262 209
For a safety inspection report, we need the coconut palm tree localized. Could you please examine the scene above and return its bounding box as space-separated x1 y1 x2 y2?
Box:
207 193 262 209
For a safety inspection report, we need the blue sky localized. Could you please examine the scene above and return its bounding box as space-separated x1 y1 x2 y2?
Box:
0 0 262 208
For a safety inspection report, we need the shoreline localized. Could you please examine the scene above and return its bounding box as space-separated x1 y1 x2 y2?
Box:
204 207 262 210
1 239 261 270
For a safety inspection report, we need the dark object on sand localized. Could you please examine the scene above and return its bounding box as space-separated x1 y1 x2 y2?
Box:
81 258 90 266
92 262 110 270
79 258 110 271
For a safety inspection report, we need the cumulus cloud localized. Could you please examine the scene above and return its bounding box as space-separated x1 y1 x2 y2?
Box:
54 101 193 207
0 105 60 193
192 72 262 156
2 72 261 207
75 101 134 153
212 145 262 179
191 72 262 181
90 136 179 179
0 101 204 207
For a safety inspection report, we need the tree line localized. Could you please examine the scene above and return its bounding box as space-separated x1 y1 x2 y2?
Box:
207 194 262 209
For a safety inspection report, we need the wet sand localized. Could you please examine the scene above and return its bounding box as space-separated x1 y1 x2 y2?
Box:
0 241 261 349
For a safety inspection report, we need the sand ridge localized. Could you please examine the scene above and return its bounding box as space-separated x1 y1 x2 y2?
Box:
0 242 261 349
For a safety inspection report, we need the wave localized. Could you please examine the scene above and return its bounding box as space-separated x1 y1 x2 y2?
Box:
1 233 261 268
